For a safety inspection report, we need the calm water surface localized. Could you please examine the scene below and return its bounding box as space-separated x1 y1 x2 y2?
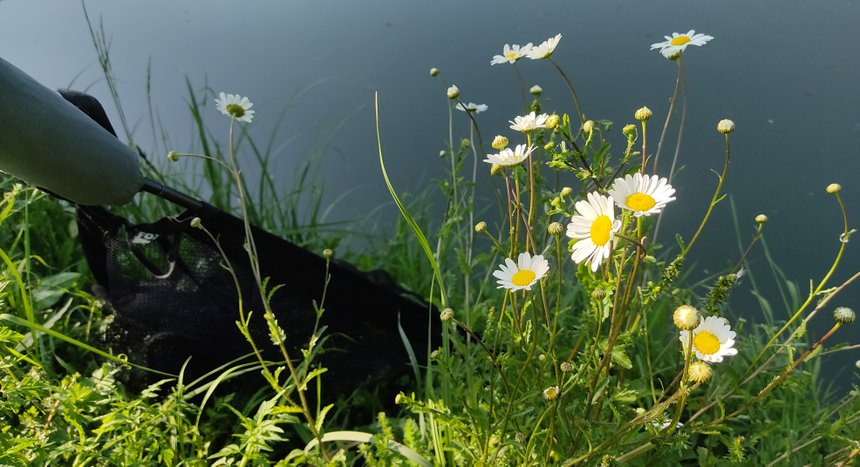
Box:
2 0 858 378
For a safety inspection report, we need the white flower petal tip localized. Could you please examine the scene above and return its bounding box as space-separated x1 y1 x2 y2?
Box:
454 102 488 113
490 42 534 65
608 173 676 217
493 252 550 292
527 33 562 59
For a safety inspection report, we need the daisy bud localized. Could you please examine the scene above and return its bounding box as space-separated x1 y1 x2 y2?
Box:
440 307 455 322
430 67 440 77
560 186 573 197
542 385 560 401
547 222 563 236
394 392 405 404
582 120 595 134
834 306 855 324
622 124 637 138
167 151 180 162
591 289 607 300
474 221 487 233
634 106 653 122
530 85 543 96
544 142 554 151
560 361 573 372
688 361 713 384
856 360 860 370
491 135 509 150
755 214 768 224
490 163 503 175
439 150 447 158
323 248 333 259
717 119 736 134
190 217 202 229
673 305 700 330
447 85 460 100
545 114 560 130
826 183 842 194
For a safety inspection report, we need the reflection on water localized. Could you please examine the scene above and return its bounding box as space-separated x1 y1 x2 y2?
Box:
2 0 858 378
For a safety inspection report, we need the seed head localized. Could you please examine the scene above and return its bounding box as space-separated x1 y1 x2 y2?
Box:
673 305 700 330
491 135 509 150
560 361 573 372
834 306 855 324
440 307 455 322
717 119 735 134
826 183 842 194
634 106 653 122
582 120 595 134
548 222 563 236
688 361 713 384
474 221 487 233
447 85 460 100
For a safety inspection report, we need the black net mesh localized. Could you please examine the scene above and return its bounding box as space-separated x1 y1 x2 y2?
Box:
77 204 438 394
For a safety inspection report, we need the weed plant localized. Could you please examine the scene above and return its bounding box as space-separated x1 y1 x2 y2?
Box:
1 25 859 467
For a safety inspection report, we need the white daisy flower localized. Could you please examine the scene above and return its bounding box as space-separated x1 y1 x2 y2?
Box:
493 252 549 292
679 315 738 363
566 192 621 272
509 111 549 133
483 144 535 167
215 92 255 123
490 43 533 65
650 30 714 59
608 173 676 217
454 102 489 113
527 33 562 59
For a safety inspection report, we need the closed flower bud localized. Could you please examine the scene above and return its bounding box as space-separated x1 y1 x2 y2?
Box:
545 114 560 130
474 221 487 233
440 307 455 322
548 222 563 236
582 120 595 134
190 217 202 229
560 361 573 372
673 305 700 330
826 183 842 194
634 106 653 121
490 163 503 175
491 135 509 150
430 67 440 77
560 186 573 197
755 214 768 224
167 151 180 162
544 142 554 151
688 361 713 383
530 85 543 96
834 306 855 324
622 123 637 137
591 289 607 300
323 248 333 258
447 85 460 100
717 119 735 134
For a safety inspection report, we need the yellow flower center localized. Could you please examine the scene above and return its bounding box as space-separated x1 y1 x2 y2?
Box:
626 193 656 212
511 269 536 287
590 215 613 246
693 331 721 355
226 103 246 118
506 52 518 60
671 35 691 46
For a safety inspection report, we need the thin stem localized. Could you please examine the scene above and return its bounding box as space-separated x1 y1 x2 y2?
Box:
681 132 730 258
548 57 585 126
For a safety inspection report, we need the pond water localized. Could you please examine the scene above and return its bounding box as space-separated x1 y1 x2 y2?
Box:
2 0 858 380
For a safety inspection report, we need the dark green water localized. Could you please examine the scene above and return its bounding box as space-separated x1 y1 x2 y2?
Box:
2 0 858 381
